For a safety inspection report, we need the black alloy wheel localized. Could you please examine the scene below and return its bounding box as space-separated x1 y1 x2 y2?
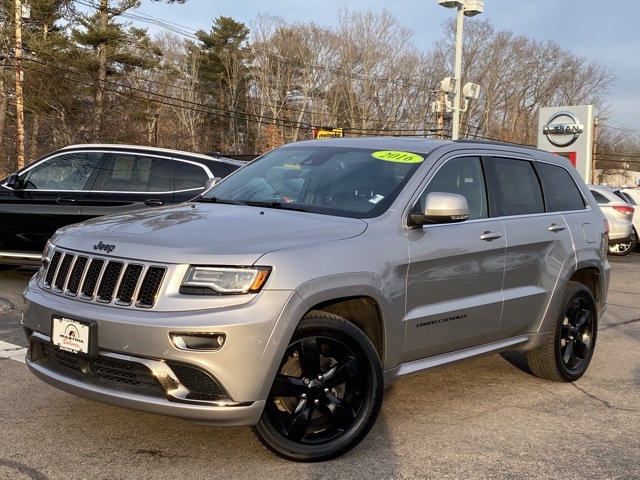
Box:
254 311 383 461
526 281 598 382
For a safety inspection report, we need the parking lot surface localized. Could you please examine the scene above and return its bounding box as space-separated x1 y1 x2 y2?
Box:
0 253 638 479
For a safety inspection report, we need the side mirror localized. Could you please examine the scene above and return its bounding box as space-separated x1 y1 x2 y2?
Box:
204 177 222 190
410 192 469 226
4 173 18 189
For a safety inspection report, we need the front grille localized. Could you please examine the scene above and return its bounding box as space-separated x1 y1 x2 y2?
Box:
167 362 226 401
35 339 227 402
43 248 166 308
40 343 164 394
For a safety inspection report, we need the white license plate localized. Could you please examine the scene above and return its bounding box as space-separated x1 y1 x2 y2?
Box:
52 317 90 354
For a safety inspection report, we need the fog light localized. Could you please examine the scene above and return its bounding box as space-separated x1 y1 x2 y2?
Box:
170 333 226 351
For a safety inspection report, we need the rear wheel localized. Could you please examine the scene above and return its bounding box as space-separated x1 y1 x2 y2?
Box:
526 281 597 382
253 311 383 461
608 229 636 256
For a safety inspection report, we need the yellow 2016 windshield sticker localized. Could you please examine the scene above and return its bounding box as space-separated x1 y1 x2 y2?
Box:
372 151 424 163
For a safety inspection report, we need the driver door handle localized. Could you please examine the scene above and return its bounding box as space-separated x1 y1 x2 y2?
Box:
480 231 502 241
56 196 76 205
548 223 567 232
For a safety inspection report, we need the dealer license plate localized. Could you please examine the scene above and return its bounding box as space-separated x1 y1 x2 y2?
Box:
52 316 91 354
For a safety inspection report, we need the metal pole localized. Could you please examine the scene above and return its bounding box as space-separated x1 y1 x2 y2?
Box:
451 5 464 140
14 0 25 169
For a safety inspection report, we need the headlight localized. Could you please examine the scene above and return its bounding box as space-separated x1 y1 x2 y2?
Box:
180 266 271 295
42 240 55 267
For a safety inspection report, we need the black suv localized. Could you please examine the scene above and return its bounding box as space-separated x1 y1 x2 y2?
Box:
0 144 244 267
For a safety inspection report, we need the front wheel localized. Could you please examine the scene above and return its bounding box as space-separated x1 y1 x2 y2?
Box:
253 311 383 462
526 281 598 382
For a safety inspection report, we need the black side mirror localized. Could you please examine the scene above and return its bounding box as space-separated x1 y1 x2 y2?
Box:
4 173 18 189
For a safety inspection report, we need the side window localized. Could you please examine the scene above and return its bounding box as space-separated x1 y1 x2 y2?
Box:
173 161 209 191
100 155 156 192
590 190 609 204
419 156 487 219
21 152 103 190
207 161 233 178
492 157 544 216
535 162 586 212
148 158 172 192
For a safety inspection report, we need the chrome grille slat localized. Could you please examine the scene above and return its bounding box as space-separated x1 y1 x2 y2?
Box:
42 248 166 309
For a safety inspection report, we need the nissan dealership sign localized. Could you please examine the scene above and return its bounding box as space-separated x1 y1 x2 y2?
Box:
538 105 593 183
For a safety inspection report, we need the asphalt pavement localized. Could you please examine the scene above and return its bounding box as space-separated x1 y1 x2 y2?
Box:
0 255 638 479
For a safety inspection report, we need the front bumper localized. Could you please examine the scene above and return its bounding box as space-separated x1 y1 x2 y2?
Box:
22 277 306 426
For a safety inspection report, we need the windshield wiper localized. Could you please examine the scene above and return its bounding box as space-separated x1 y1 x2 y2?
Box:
194 197 246 205
244 201 313 212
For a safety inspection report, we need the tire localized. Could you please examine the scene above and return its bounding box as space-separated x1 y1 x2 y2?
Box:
253 311 383 462
525 281 598 382
608 229 636 256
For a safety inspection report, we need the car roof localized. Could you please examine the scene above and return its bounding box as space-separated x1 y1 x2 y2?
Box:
286 137 561 161
57 144 245 167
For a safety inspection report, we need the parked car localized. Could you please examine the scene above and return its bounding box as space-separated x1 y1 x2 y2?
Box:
618 187 640 206
22 138 610 461
0 144 244 267
614 187 640 252
588 185 635 255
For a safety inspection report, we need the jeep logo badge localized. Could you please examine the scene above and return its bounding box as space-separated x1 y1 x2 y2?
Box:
542 111 584 148
93 241 116 253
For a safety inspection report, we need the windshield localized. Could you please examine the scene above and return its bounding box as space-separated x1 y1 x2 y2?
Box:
202 145 425 218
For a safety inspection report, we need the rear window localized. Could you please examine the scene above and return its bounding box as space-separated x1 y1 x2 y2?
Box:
535 162 586 212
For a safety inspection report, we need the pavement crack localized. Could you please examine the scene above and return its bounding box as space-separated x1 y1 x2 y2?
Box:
571 384 638 412
600 317 640 330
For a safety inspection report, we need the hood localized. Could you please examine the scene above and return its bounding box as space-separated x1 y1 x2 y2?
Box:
53 203 368 265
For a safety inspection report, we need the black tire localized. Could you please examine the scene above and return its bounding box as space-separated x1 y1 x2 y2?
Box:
253 311 383 462
525 281 598 382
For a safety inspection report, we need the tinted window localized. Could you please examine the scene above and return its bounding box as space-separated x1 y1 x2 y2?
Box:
148 158 172 192
615 190 637 205
174 161 209 190
207 161 234 178
21 152 103 190
100 155 157 192
419 156 487 219
492 157 544 216
590 190 609 204
536 162 586 211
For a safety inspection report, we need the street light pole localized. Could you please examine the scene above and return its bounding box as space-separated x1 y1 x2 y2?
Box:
451 5 464 140
438 0 484 140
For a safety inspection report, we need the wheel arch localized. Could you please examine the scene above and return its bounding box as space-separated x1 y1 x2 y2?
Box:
293 273 403 369
306 296 384 363
569 266 604 315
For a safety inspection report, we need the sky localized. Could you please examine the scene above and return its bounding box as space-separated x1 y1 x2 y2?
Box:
124 0 639 136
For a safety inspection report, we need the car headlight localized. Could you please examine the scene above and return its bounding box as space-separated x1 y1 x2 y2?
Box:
180 266 271 295
42 240 55 267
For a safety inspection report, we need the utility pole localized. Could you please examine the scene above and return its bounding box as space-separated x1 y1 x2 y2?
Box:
14 0 25 169
592 117 598 184
437 90 444 139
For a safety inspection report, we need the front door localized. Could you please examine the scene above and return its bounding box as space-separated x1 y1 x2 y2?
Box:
402 155 506 362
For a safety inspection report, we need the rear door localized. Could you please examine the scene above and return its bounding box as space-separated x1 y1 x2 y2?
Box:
485 155 575 337
80 152 174 218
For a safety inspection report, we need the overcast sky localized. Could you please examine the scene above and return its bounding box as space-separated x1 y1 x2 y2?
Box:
129 0 639 135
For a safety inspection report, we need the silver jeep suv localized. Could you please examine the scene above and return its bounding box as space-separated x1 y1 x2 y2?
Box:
22 138 610 461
